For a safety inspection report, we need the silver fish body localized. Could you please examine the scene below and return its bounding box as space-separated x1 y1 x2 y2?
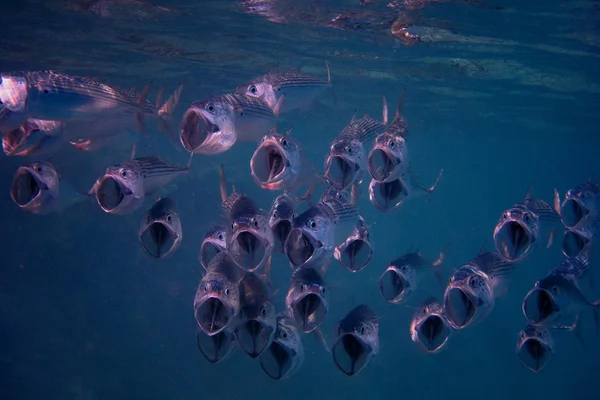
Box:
334 215 373 273
558 179 600 231
139 197 182 259
196 327 236 364
516 325 554 373
268 192 298 253
410 300 451 354
259 314 304 380
285 266 328 333
199 225 227 270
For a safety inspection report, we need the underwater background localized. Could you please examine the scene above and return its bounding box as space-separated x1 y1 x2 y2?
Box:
1 0 599 399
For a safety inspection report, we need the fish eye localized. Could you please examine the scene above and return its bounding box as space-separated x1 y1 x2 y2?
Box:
224 287 230 296
337 324 343 335
261 306 268 317
166 214 172 223
552 286 559 294
252 218 259 228
281 138 288 148
217 233 224 241
204 283 210 292
520 331 526 340
281 330 288 339
309 220 317 229
120 169 127 178
272 210 279 219
300 283 306 292
35 165 43 173
249 85 258 95
345 146 353 154
389 140 396 149
231 223 236 231
292 213 297 219
319 286 326 295
536 330 543 338
401 265 410 274
359 324 366 335
524 214 531 223
422 307 427 314
468 276 479 288
206 103 216 113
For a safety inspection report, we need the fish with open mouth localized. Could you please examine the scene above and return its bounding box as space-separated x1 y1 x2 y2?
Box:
196 327 237 364
554 180 600 231
199 225 227 270
516 325 554 373
139 197 182 259
233 261 276 358
378 247 446 305
268 192 300 253
324 103 388 192
179 92 281 155
493 190 560 263
250 128 323 196
561 227 594 259
443 251 514 330
367 91 409 183
368 169 443 213
220 165 274 272
522 253 599 332
285 265 329 333
235 62 331 114
193 251 241 336
2 118 64 157
10 161 86 215
259 314 304 380
88 155 190 215
333 215 373 273
410 298 451 354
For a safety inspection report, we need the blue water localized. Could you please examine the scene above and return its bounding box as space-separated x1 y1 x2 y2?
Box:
1 1 599 399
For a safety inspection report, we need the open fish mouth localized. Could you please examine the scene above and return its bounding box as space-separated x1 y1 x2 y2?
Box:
196 329 235 364
562 198 586 229
199 241 225 270
2 126 26 155
523 288 557 325
96 176 129 213
252 142 287 185
230 230 267 271
338 239 372 273
260 340 296 380
561 229 588 258
10 168 44 207
272 220 292 253
378 268 409 303
494 220 532 262
367 148 397 182
444 287 477 329
417 315 449 353
195 296 233 336
235 319 274 358
325 155 356 191
285 229 317 268
332 333 373 376
291 293 327 333
517 337 551 373
179 108 220 153
369 178 406 212
140 221 178 259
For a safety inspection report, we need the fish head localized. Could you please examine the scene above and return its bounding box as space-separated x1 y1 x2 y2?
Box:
284 207 332 268
522 275 571 326
259 315 303 381
251 132 301 190
10 161 58 214
235 300 277 358
0 74 28 131
561 188 594 229
493 205 538 262
139 202 182 259
194 275 240 336
236 81 278 111
516 325 553 373
332 306 378 377
561 228 591 259
334 218 373 273
93 164 143 214
286 271 328 333
196 328 236 364
324 137 363 191
179 99 236 155
228 214 273 272
443 267 492 329
378 262 416 304
199 225 227 270
368 177 409 212
367 133 407 182
410 303 450 354
269 194 296 253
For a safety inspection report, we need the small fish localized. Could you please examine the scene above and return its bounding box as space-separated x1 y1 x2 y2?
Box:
10 161 85 215
220 165 274 272
196 328 236 364
199 225 227 270
410 299 451 354
331 304 379 377
333 215 373 273
139 197 182 259
2 119 64 157
259 314 304 381
516 325 554 373
250 128 322 195
285 265 329 333
522 254 599 330
89 155 189 215
234 267 277 358
179 92 280 155
443 251 513 329
193 252 241 336
268 192 298 253
556 180 600 231
70 129 140 152
367 91 409 183
284 191 359 269
324 105 387 191
235 63 331 114
561 227 593 259
368 169 443 213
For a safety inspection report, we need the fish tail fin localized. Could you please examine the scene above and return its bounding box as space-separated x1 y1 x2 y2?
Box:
299 183 317 202
313 327 331 353
546 227 556 249
382 95 388 125
185 152 194 174
433 243 451 289
415 169 443 206
396 89 406 117
219 165 228 203
157 84 184 135
130 143 138 160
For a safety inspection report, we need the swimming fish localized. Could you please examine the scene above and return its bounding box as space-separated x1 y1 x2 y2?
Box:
199 225 227 270
516 325 554 373
285 265 329 333
259 314 304 380
196 327 236 364
555 180 600 231
333 215 373 273
410 299 451 354
368 169 443 213
139 197 182 259
268 192 299 253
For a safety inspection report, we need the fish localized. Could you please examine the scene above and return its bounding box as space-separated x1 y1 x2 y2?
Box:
259 314 304 380
250 128 322 195
70 129 140 152
179 92 280 155
331 304 379 377
522 254 599 331
268 192 299 253
561 227 594 259
333 215 373 273
199 225 227 270
494 191 560 263
2 119 64 157
368 169 443 213
10 161 86 215
516 325 554 373
324 104 387 192
196 328 236 364
139 197 182 259
378 248 445 305
409 299 451 354
88 155 189 215
234 265 277 358
555 180 600 231
367 91 410 183
235 63 331 114
285 265 329 333
220 165 274 272
284 191 360 269
443 251 514 330
193 251 241 336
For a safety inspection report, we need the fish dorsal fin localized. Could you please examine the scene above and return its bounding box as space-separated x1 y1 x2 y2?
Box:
325 61 331 83
396 89 406 117
382 95 388 125
472 252 514 280
524 183 534 201
478 240 488 256
155 86 164 109
219 164 228 203
136 82 152 106
283 126 293 136
553 188 562 216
